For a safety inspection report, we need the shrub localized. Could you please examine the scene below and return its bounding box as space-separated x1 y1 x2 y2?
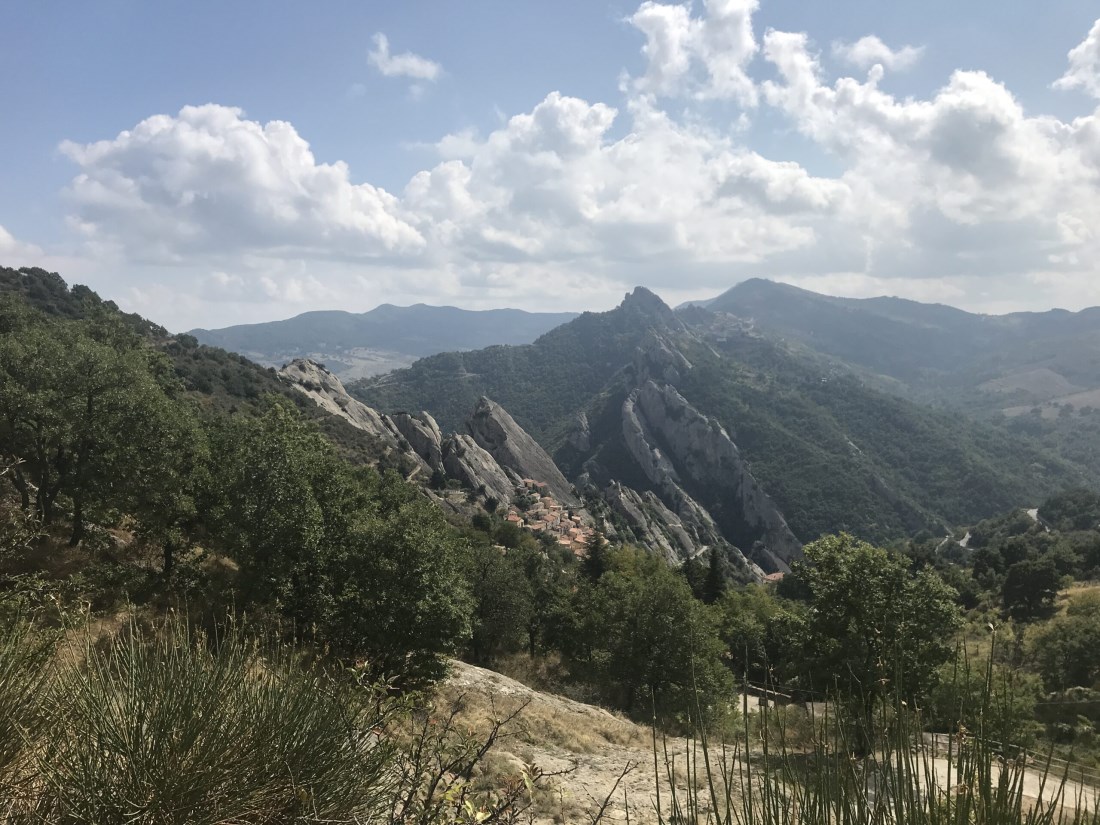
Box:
27 614 396 824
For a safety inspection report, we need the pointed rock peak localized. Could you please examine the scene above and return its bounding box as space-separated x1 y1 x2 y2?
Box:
466 396 577 504
279 358 343 391
620 286 673 316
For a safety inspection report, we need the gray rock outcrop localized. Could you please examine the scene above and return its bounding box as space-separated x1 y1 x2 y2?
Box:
280 359 404 448
442 434 518 506
467 397 578 505
281 363 576 512
622 380 802 572
392 411 444 471
567 412 591 453
633 329 693 385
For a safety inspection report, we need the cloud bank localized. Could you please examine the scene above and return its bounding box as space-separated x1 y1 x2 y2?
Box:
48 5 1100 327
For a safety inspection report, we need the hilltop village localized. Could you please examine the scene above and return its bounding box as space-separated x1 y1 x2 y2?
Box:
504 478 595 557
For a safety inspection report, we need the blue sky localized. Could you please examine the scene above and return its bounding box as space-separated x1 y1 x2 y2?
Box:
2 1 1100 330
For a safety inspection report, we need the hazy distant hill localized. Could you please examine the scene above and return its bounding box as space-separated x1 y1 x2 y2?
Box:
190 304 578 380
701 279 1100 399
688 279 1100 478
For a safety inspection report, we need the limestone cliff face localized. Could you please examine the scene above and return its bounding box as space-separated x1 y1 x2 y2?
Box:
281 359 403 447
391 411 444 471
467 397 578 505
621 380 802 572
280 361 573 514
566 412 591 453
633 329 693 386
441 435 517 506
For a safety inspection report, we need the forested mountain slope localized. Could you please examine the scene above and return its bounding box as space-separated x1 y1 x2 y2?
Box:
0 266 408 470
354 288 1093 546
700 279 1100 409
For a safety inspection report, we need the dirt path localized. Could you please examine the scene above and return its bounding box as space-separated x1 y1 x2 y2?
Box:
441 662 1100 823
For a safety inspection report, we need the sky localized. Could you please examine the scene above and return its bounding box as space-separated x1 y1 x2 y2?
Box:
2 1 1100 331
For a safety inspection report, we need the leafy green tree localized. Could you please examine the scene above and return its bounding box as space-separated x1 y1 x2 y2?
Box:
1039 488 1100 532
786 534 961 745
209 403 472 685
1002 557 1060 620
927 649 1044 746
0 301 200 546
1028 592 1100 690
703 545 727 604
206 402 361 616
715 584 805 686
522 548 575 657
325 472 473 685
464 543 532 664
567 547 734 725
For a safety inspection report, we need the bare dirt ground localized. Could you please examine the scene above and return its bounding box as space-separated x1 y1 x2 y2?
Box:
440 662 1100 824
441 660 741 824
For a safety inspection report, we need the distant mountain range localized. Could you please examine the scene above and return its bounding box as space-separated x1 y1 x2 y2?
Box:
189 304 579 380
698 279 1100 417
11 263 1100 584
351 284 1099 561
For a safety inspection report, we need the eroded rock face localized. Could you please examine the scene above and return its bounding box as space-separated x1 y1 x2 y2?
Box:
599 480 765 579
392 411 444 471
621 380 802 572
633 329 693 386
279 365 574 511
280 359 404 449
442 434 517 506
467 397 577 505
567 412 591 453
603 481 698 564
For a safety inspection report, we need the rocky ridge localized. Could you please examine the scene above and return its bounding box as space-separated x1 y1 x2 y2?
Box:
467 398 578 505
280 358 584 532
621 380 801 572
283 286 806 582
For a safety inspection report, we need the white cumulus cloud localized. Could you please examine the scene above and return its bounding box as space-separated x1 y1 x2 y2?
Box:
0 225 43 262
368 33 442 82
833 35 924 72
1054 18 1100 98
46 7 1100 329
627 0 759 104
59 104 425 264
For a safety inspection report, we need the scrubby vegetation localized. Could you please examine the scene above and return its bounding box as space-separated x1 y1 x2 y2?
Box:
4 267 1100 822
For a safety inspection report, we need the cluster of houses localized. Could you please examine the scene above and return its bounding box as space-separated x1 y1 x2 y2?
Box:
502 478 594 557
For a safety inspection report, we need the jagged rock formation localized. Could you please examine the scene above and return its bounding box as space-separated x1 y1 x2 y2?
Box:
281 359 407 451
600 481 762 572
280 360 571 516
391 411 444 471
467 397 578 505
441 435 517 506
621 380 801 572
567 412 591 453
633 328 693 385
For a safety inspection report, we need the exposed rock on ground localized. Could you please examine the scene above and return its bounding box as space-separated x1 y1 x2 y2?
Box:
442 434 518 506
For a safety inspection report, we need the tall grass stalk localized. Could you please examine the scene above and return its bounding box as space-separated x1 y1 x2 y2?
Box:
0 617 55 803
645 641 1100 825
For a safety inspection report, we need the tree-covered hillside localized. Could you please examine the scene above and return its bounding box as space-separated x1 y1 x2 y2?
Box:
0 266 408 470
355 287 1095 544
353 287 676 444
